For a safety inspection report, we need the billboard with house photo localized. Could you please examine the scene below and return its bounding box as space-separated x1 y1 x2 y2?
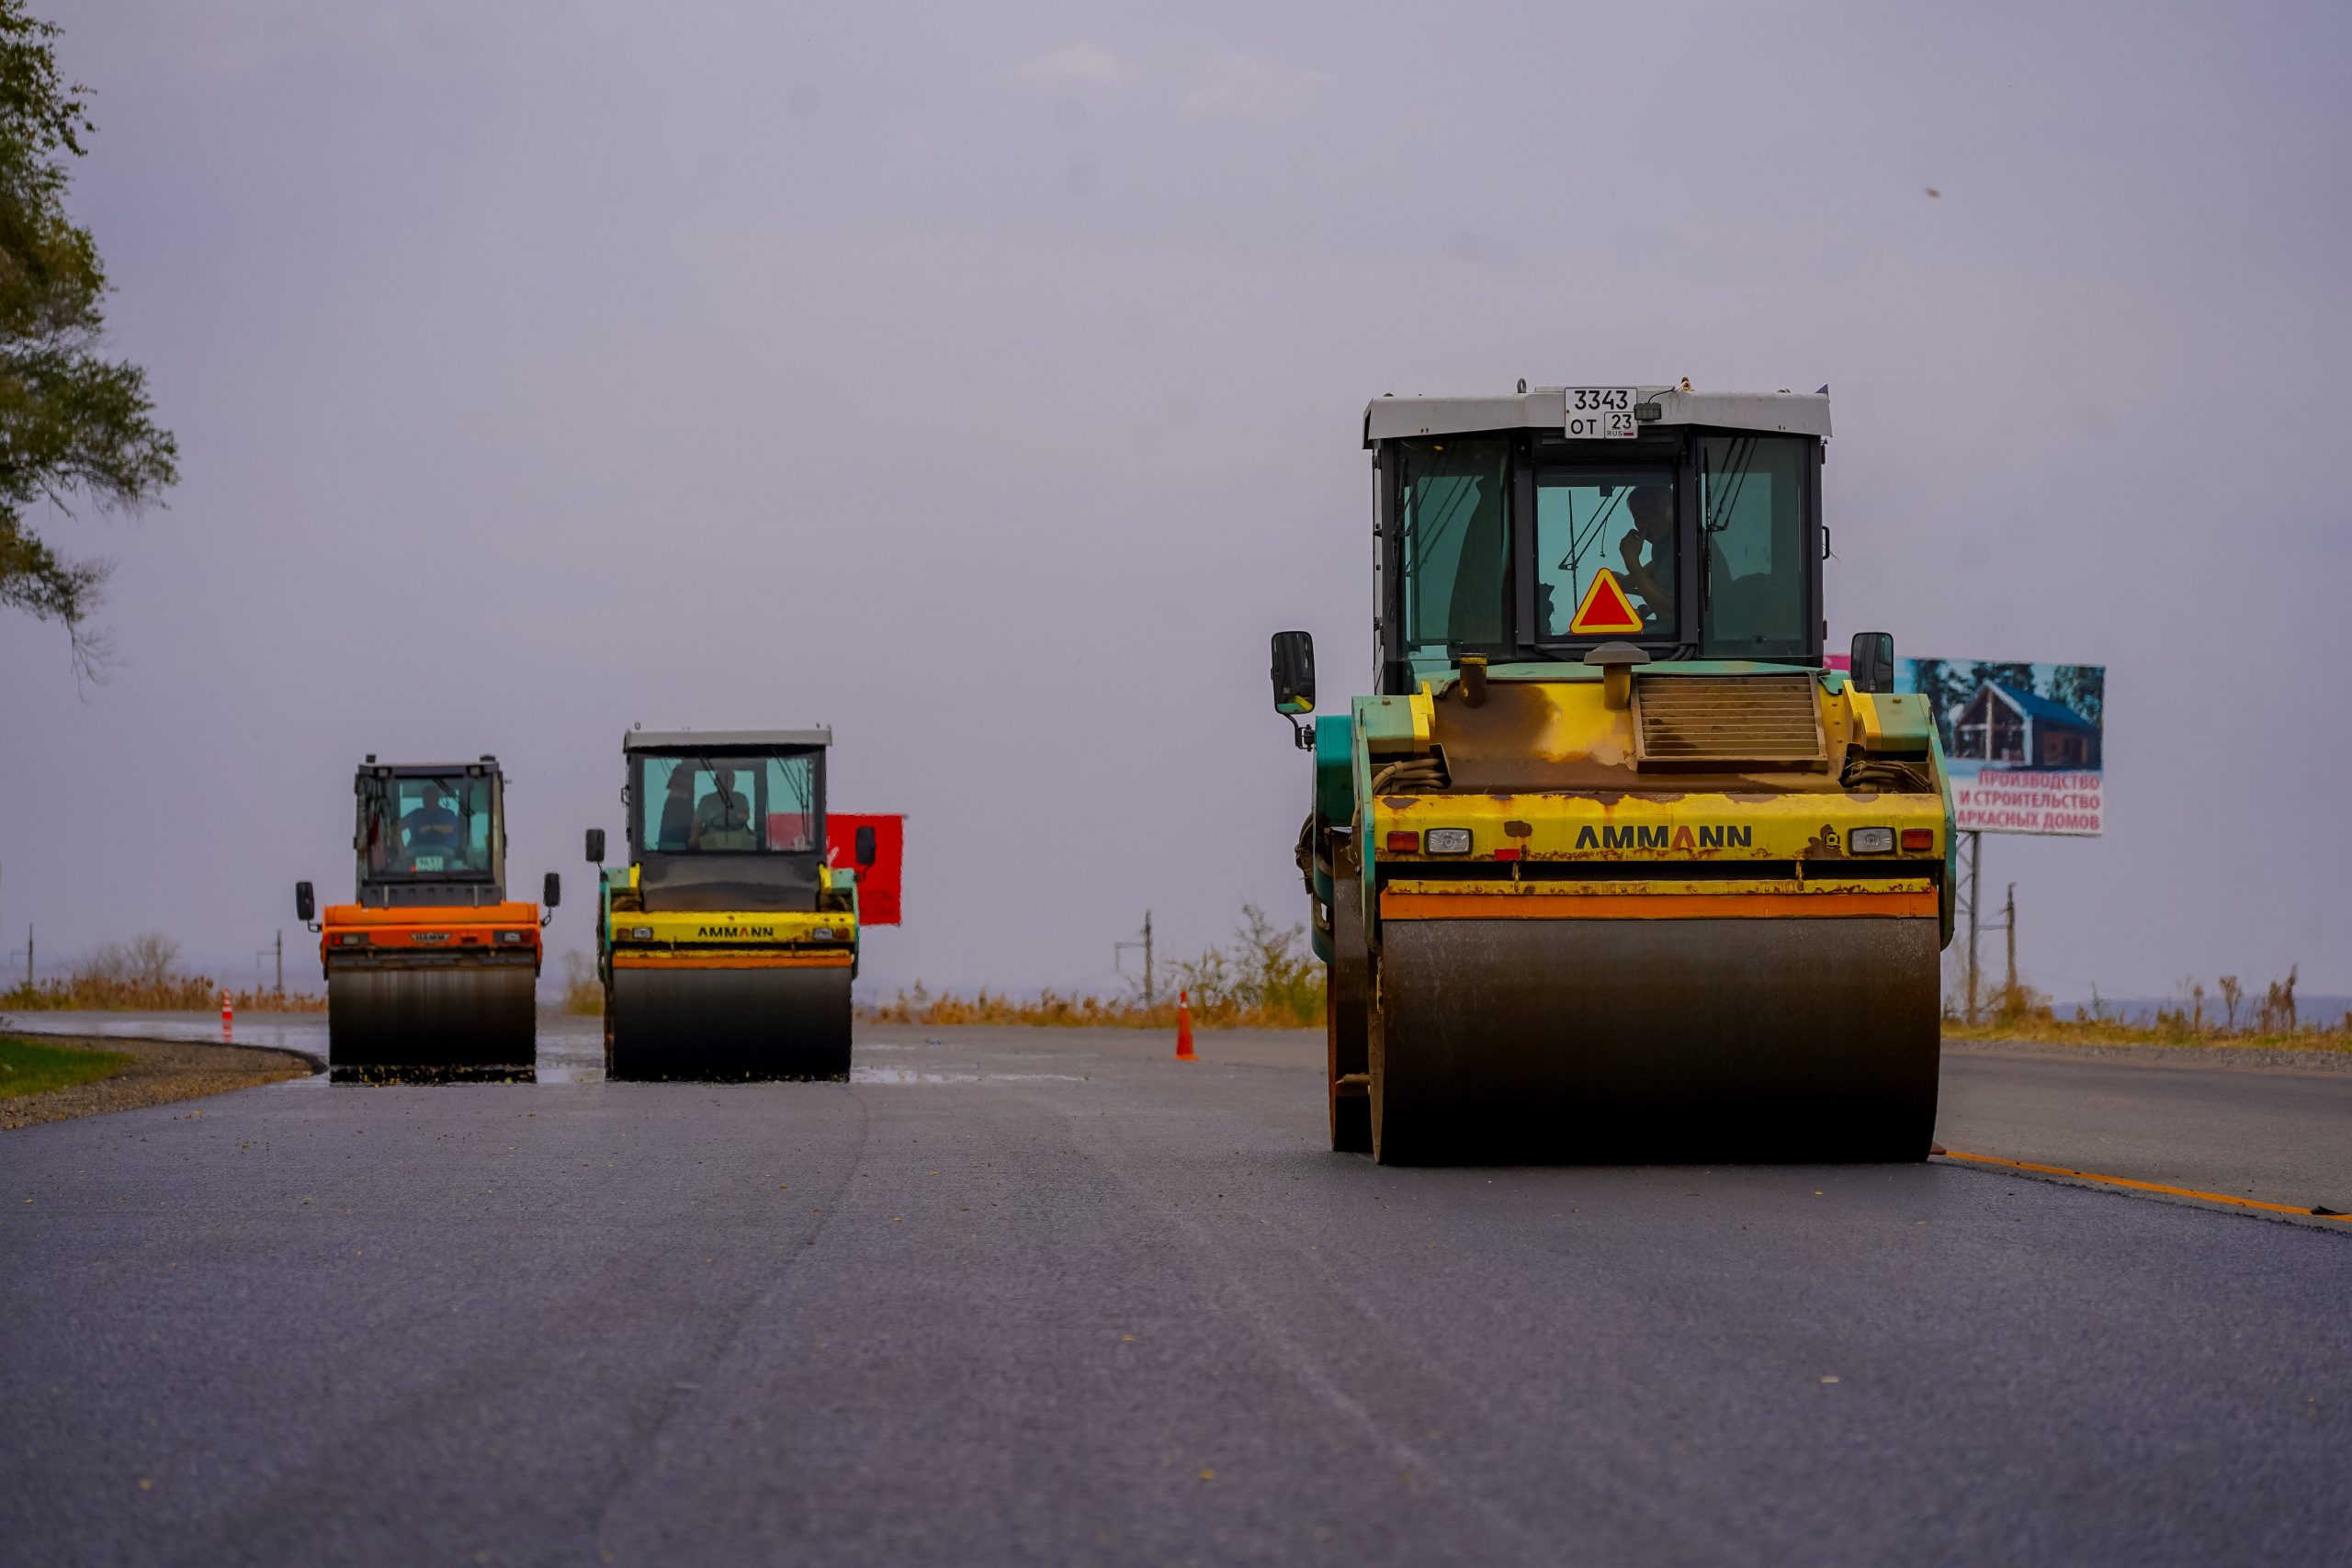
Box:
1894 660 2106 836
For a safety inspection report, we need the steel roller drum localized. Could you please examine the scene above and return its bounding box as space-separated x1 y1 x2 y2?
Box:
606 964 852 1081
1326 867 1373 1153
1371 918 1940 1165
327 961 537 1079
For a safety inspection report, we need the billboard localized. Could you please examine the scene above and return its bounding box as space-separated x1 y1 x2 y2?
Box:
1894 660 2105 836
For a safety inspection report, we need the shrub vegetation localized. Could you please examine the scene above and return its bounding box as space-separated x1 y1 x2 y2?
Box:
0 932 324 1012
863 904 1326 1030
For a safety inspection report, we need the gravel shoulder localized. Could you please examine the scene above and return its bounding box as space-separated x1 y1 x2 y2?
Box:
0 1033 317 1130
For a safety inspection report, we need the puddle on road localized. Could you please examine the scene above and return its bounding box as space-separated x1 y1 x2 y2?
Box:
193 1024 1077 1090
850 1068 1089 1086
288 1063 1084 1089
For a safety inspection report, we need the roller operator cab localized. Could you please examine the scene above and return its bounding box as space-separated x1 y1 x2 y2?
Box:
294 755 557 1080
590 728 858 1080
1271 386 1954 1165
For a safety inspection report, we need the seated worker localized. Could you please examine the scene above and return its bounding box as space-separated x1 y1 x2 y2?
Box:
1617 484 1676 627
656 766 698 852
689 773 756 851
399 791 462 870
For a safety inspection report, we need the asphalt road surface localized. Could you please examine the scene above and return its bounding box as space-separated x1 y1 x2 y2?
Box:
5 1026 2347 1567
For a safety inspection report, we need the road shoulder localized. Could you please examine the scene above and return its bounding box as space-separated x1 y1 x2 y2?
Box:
1 1033 316 1130
1941 1035 2352 1075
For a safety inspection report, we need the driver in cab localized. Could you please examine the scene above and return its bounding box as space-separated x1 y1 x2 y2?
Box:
690 773 756 851
1617 484 1675 627
399 791 462 869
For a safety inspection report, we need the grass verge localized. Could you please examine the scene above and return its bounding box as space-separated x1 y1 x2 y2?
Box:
0 1036 136 1098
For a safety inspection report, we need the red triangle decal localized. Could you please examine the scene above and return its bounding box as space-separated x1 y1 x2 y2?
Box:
1569 569 1645 635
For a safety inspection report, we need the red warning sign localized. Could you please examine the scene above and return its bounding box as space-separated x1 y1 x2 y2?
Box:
822 813 905 925
1568 569 1645 635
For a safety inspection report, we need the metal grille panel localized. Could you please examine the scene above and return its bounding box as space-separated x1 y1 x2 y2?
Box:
1634 674 1826 771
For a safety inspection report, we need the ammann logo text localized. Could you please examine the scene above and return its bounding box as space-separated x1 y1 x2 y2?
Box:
1574 824 1753 851
695 924 777 939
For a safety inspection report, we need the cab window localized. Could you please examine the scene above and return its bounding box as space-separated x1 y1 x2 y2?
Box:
1700 435 1809 658
1532 468 1679 638
1398 439 1508 655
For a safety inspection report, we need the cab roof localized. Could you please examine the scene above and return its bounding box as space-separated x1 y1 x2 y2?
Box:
359 758 502 775
624 727 831 752
1363 385 1832 446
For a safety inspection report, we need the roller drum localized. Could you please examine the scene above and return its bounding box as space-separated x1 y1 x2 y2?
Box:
1326 865 1373 1153
1372 917 1939 1165
607 964 852 1081
327 960 537 1078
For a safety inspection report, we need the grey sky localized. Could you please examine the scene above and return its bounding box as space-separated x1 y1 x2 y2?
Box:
3 1 2346 1005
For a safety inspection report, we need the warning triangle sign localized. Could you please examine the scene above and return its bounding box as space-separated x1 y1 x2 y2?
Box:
1568 569 1645 635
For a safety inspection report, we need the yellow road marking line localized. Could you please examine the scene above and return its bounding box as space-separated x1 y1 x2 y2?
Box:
1938 1148 2350 1221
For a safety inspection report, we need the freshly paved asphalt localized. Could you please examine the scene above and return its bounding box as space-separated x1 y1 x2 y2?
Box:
4 1025 2347 1567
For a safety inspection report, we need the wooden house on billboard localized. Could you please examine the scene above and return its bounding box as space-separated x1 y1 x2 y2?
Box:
1949 683 2100 770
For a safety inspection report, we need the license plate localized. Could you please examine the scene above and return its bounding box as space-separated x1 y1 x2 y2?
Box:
1565 387 1639 438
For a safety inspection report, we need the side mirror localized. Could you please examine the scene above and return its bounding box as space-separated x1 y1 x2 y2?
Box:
585 828 605 863
854 825 877 868
295 881 315 923
1849 631 1895 694
1271 630 1316 716
543 872 562 909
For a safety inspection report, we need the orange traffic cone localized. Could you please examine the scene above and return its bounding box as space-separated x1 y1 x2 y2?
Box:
1174 989 1196 1062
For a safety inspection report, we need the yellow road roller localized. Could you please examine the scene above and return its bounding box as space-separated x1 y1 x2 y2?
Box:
587 728 858 1080
1270 384 1952 1163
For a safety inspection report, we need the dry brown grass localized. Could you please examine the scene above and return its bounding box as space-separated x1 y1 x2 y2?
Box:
1 931 325 1012
560 952 603 1016
859 987 1317 1031
1943 969 2351 1055
3 977 326 1012
860 904 1326 1031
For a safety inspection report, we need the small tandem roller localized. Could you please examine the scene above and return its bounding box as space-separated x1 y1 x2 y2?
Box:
1270 383 1953 1164
295 754 559 1080
588 728 878 1081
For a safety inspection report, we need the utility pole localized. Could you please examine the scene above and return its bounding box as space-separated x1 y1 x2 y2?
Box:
2003 883 2018 1003
277 931 284 998
1961 830 1983 1023
1114 911 1156 1005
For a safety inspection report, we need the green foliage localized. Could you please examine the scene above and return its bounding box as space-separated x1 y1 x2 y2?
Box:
1905 658 1962 750
0 2 177 679
1973 662 2041 699
0 1034 132 1096
2046 663 2103 728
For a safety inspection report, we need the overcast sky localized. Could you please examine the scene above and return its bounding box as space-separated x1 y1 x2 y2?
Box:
3 1 2346 1006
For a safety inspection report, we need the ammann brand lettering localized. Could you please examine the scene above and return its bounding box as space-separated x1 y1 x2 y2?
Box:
695 924 777 938
1574 824 1752 850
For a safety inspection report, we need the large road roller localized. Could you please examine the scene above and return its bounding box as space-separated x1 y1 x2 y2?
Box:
588 728 864 1080
1271 384 1953 1164
295 754 558 1080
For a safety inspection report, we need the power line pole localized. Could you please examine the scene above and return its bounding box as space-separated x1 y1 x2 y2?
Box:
2003 883 2018 1003
1114 911 1155 1005
276 931 284 998
1961 830 1983 1023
